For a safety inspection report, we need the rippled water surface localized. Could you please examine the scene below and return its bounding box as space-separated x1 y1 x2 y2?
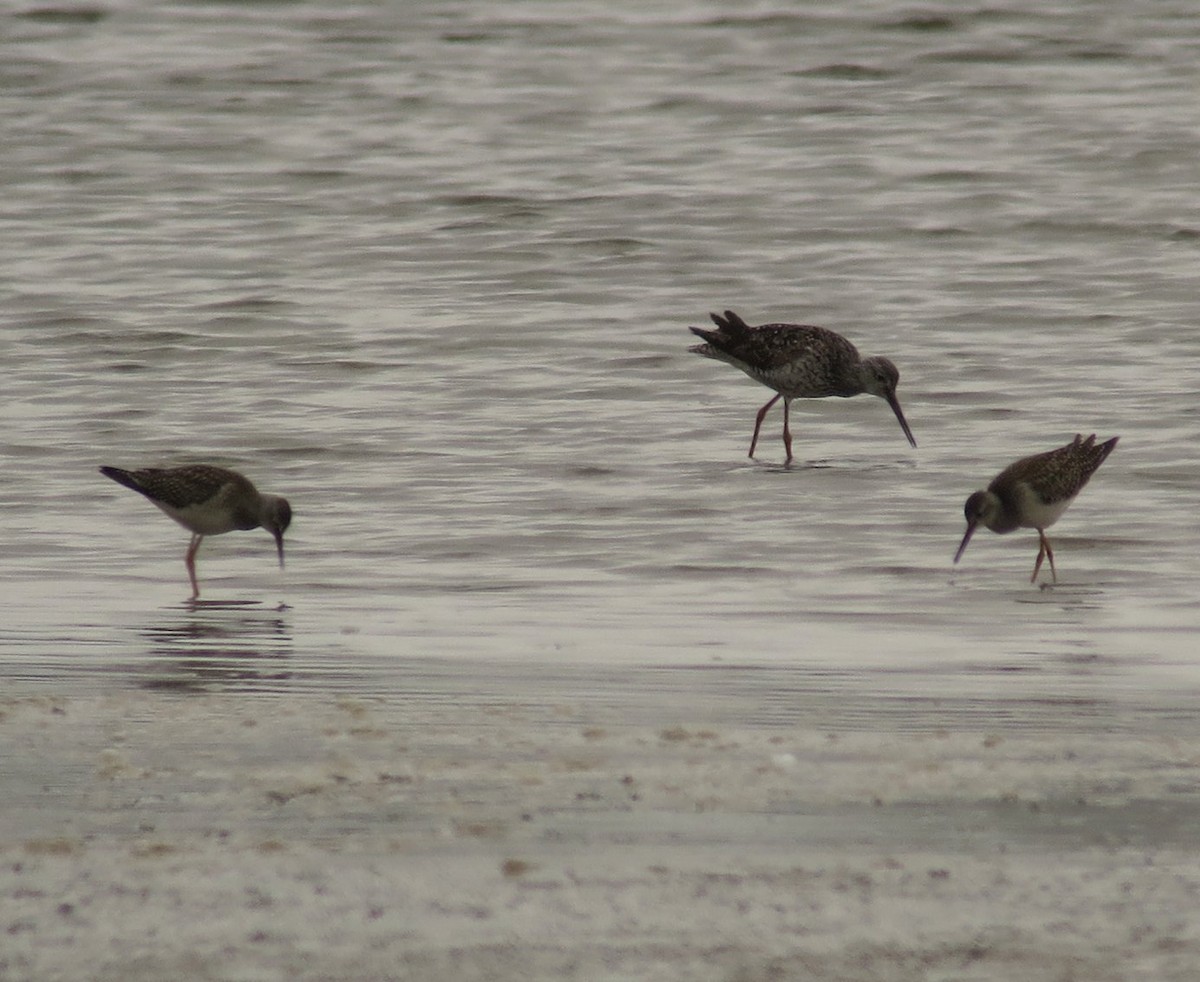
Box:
2 0 1199 729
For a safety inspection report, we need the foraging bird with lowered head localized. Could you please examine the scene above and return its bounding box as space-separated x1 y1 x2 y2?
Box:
954 434 1118 583
99 464 292 599
688 309 916 463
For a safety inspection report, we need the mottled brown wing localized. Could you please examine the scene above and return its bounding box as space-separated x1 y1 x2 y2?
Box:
102 465 247 509
991 435 1116 506
713 323 859 372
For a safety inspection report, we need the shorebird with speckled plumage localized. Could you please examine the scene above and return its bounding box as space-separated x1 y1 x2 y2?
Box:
953 434 1118 583
100 464 292 599
688 310 917 463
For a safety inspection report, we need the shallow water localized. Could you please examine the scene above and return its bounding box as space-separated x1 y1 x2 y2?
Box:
2 0 1199 727
4 6 1200 980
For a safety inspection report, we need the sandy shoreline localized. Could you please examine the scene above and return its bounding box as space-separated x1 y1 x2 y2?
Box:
3 691 1199 981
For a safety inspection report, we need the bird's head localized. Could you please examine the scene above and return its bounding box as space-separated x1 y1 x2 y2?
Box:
262 496 292 568
860 356 916 448
954 490 1000 564
860 356 899 397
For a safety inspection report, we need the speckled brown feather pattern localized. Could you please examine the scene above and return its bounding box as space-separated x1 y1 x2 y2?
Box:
989 434 1117 509
100 465 255 512
688 311 862 396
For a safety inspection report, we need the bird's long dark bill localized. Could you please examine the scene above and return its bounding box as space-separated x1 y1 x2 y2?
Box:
275 532 286 570
886 393 917 448
953 522 976 565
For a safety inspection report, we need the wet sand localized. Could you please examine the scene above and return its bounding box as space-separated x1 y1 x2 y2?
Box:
3 691 1199 981
5 1 1200 977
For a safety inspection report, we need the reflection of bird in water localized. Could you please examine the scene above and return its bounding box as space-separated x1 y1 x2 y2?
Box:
99 464 292 599
688 309 917 463
140 607 293 694
954 434 1118 583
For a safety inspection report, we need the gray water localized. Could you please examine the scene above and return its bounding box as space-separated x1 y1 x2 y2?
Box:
2 0 1199 729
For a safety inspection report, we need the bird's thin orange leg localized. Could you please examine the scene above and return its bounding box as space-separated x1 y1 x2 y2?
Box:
1041 531 1057 583
1031 530 1057 584
749 393 781 458
185 534 203 599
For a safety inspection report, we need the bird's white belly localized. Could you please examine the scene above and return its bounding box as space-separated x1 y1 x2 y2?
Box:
1012 483 1073 530
154 501 239 536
